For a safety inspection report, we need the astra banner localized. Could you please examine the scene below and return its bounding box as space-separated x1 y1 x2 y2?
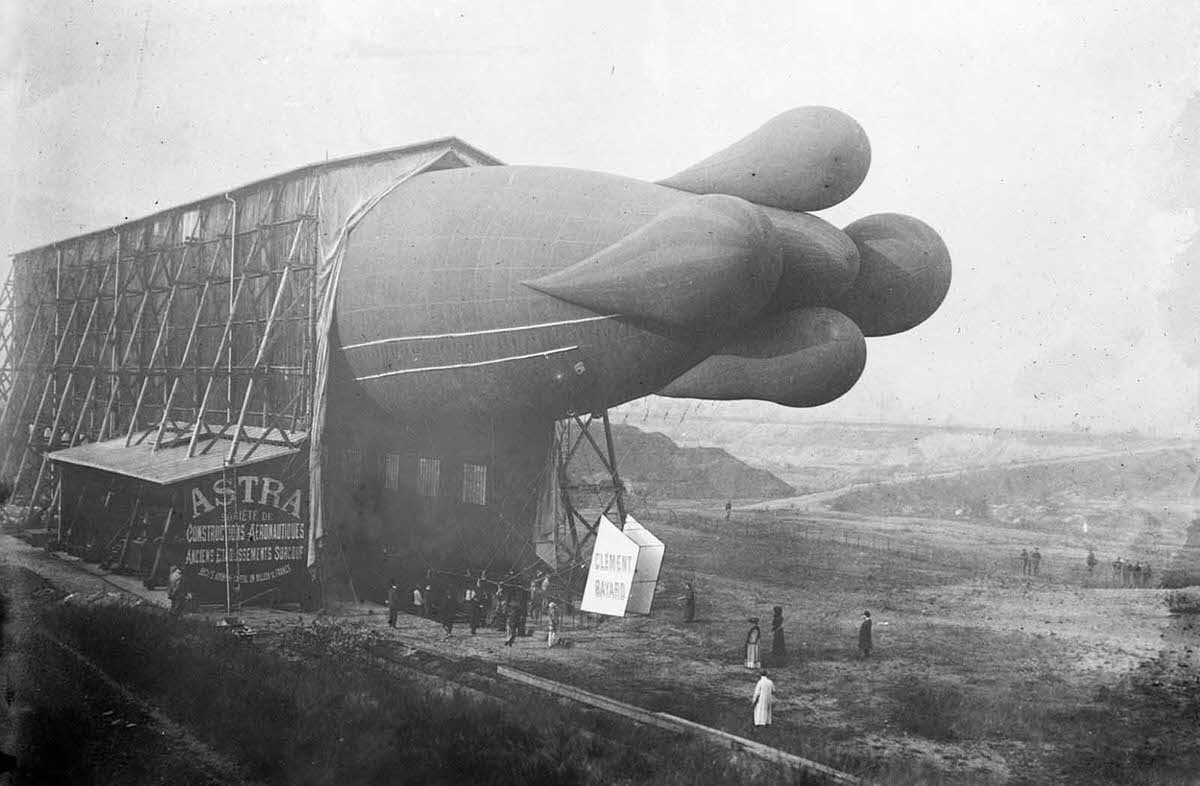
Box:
580 515 664 617
182 465 308 603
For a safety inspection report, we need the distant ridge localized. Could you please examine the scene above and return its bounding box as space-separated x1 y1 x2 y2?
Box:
570 424 795 500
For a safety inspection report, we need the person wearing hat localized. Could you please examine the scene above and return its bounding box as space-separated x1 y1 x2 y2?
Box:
745 617 762 668
858 610 873 659
751 669 775 729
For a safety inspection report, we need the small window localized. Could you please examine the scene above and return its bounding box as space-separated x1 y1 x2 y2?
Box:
343 449 362 485
384 453 401 491
418 458 441 498
462 463 487 505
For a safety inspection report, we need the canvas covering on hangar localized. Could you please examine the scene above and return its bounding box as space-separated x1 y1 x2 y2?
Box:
0 136 502 604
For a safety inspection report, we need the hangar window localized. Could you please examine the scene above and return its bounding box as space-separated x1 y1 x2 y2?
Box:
343 449 363 485
462 463 487 505
384 453 401 491
417 458 441 498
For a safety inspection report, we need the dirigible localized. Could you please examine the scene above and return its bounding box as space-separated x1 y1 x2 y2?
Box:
334 106 951 420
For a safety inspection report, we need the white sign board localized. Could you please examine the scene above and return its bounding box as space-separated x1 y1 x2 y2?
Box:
580 516 640 616
623 516 665 616
580 515 665 617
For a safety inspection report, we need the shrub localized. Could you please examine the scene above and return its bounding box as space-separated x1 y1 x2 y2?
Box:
888 677 964 741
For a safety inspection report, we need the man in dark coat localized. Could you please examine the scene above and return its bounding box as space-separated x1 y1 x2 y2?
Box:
386 578 401 628
168 564 187 617
682 582 696 623
441 588 457 637
858 611 873 659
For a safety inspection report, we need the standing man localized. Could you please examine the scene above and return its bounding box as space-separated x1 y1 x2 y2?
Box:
682 582 696 623
1086 549 1097 574
465 583 480 635
751 670 775 730
167 564 186 618
546 601 560 648
503 599 518 647
1031 548 1042 576
529 576 542 624
1020 549 1030 575
725 500 732 521
386 578 401 628
858 610 873 659
441 588 457 638
745 618 762 669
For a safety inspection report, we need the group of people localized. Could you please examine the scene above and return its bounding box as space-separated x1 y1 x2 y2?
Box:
387 570 564 648
1110 557 1154 588
743 606 788 668
743 608 876 731
1019 547 1043 575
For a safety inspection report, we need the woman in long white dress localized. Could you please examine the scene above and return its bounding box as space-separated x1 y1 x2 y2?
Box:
752 670 774 727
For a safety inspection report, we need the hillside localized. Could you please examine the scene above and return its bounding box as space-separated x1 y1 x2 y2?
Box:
613 399 1174 493
569 424 794 500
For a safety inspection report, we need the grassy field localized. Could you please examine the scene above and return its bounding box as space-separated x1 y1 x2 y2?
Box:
486 500 1200 784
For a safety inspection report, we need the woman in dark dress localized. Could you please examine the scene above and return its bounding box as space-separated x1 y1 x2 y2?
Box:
770 606 786 662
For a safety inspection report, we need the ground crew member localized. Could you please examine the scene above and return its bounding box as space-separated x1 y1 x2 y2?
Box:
386 578 401 627
466 584 480 634
168 564 186 617
1031 548 1042 576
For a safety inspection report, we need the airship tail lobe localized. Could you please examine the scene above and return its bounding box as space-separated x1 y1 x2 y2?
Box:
658 307 866 407
524 194 781 333
658 106 872 213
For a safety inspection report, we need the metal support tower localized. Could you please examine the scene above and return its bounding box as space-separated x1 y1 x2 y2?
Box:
550 410 627 568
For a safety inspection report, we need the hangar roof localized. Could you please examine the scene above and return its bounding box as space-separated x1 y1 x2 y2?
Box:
47 426 307 485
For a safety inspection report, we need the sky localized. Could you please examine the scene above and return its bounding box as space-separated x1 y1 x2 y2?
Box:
2 0 1199 435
